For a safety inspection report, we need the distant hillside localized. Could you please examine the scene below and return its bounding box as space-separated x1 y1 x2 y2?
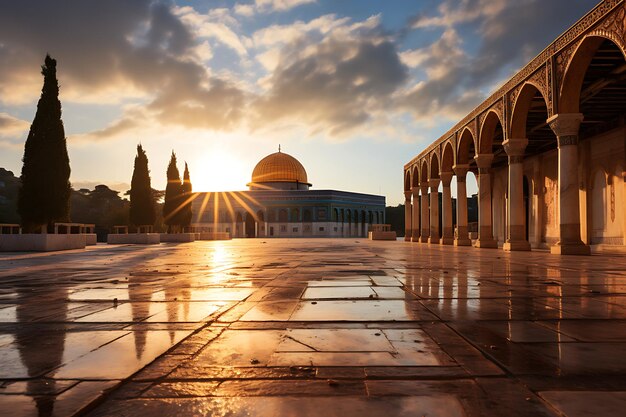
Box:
0 168 20 223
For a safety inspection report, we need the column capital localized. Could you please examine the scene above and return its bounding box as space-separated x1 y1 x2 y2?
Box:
502 138 528 157
547 113 583 138
420 182 429 193
428 178 440 189
474 154 494 170
404 191 412 200
453 164 470 179
411 188 420 197
440 171 454 186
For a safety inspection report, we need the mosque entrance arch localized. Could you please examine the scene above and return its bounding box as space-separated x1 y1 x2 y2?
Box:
245 212 256 238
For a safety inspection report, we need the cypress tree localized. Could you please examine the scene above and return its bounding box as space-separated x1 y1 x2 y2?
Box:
180 162 193 230
163 151 182 232
18 55 71 233
129 144 156 228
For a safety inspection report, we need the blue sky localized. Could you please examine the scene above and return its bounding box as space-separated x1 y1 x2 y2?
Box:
0 0 600 204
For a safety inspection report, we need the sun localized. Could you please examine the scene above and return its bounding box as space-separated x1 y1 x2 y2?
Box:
190 151 249 192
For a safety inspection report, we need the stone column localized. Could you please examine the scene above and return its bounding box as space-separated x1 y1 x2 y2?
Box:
440 172 454 245
404 191 412 241
474 154 498 248
411 189 420 242
547 113 590 255
428 178 441 244
454 164 471 246
420 183 430 243
503 138 531 251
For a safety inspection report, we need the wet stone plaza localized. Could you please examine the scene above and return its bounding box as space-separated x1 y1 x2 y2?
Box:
1 239 626 416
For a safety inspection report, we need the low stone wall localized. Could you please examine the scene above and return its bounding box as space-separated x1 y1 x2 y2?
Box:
160 233 196 243
85 234 97 245
198 232 231 240
368 231 397 241
107 233 160 244
0 234 86 252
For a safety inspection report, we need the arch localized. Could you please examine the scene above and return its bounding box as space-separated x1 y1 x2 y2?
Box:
457 128 476 165
510 83 548 139
278 208 288 222
429 152 440 180
479 110 504 154
412 166 419 189
419 160 428 185
375 211 379 224
492 175 507 244
257 210 265 222
333 208 339 222
291 208 300 222
405 170 412 192
235 212 243 223
591 169 608 242
560 35 626 113
303 208 312 222
245 212 256 238
441 141 454 173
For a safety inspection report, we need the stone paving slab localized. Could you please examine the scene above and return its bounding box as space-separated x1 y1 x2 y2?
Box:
1 239 626 416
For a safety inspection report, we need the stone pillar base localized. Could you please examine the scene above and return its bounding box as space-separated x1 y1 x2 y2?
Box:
428 237 441 244
550 242 591 255
454 238 472 246
404 236 411 242
474 239 498 248
503 240 531 251
441 237 454 245
419 236 429 243
411 236 420 243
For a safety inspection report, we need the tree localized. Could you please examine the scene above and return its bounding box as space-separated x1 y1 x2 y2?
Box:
129 144 155 228
163 151 182 232
18 55 71 232
180 162 193 230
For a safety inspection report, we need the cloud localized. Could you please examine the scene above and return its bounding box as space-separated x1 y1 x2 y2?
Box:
252 15 408 136
233 0 316 17
175 6 249 57
398 0 600 123
0 113 29 138
0 1 249 140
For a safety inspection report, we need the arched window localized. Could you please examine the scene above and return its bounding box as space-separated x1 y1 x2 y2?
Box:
279 209 289 222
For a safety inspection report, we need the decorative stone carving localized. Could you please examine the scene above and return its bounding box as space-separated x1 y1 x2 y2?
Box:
558 135 579 147
547 113 584 138
610 182 615 222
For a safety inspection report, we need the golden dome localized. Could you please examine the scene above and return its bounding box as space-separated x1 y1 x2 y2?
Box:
249 150 310 186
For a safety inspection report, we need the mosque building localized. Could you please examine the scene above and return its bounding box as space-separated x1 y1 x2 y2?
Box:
191 148 385 238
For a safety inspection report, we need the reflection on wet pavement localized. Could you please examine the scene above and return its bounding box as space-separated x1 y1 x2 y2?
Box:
1 239 626 416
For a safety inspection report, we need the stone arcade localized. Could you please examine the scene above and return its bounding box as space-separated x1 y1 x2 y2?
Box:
192 149 385 238
404 0 626 254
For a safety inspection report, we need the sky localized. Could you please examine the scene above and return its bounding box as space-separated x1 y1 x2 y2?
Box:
0 0 600 205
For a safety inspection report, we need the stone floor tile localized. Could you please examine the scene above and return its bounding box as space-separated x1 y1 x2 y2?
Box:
540 391 626 417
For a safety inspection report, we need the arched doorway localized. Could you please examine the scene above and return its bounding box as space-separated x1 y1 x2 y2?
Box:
245 212 256 238
235 212 243 238
523 176 530 242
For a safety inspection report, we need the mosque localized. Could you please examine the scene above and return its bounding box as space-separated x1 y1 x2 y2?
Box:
191 148 385 238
